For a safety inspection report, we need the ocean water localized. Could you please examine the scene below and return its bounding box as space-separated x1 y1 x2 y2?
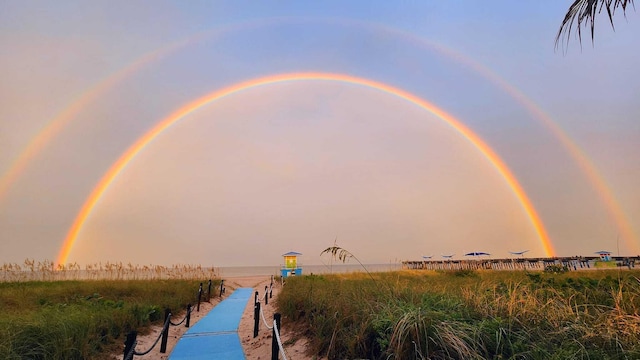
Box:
218 263 402 277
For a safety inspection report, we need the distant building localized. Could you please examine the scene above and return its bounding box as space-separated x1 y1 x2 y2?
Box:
281 251 302 278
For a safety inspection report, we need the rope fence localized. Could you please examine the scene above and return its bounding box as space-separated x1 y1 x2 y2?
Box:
124 312 172 360
253 277 290 360
123 279 221 360
169 305 193 327
134 314 171 356
273 315 288 360
260 303 273 330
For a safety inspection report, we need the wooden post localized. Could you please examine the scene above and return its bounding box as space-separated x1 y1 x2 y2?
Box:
207 279 212 302
253 301 260 338
219 279 224 297
123 330 137 360
271 313 282 360
160 309 170 353
254 290 259 305
270 284 273 299
186 303 191 328
197 283 203 312
265 286 268 305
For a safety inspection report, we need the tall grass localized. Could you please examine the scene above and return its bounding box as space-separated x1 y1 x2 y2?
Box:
277 270 640 359
0 278 221 359
1 259 219 282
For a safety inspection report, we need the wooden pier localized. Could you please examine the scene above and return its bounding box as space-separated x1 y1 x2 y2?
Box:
402 256 640 271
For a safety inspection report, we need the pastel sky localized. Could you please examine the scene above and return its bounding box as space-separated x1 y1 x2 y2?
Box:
1 1 638 267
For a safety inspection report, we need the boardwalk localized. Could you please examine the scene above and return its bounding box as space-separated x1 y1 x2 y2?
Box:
169 287 253 360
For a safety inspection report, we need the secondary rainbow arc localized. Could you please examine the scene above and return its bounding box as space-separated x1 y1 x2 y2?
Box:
378 23 638 252
55 72 555 266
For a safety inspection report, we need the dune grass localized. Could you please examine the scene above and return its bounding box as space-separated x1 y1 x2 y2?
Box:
2 259 219 282
277 269 640 359
0 279 220 360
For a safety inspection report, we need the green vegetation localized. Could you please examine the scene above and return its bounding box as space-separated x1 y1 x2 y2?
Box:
277 270 640 359
594 260 618 269
0 279 220 359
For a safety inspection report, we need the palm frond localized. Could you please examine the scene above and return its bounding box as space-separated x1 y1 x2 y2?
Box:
555 0 635 50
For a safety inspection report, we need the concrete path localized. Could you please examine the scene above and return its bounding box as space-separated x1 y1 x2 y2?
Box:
168 288 253 360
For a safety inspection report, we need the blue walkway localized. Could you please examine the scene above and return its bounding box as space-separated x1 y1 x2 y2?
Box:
169 287 253 360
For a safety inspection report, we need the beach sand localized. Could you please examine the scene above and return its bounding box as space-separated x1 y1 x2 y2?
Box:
115 275 314 359
233 276 313 360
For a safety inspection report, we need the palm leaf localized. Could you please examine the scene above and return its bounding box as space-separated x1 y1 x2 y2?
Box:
555 0 635 49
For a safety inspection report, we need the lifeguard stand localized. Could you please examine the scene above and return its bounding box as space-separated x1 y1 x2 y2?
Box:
281 251 302 278
595 251 612 261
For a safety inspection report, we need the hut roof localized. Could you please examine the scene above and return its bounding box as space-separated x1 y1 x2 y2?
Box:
282 251 302 256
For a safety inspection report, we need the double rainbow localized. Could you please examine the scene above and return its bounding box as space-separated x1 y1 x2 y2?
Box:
1 19 632 262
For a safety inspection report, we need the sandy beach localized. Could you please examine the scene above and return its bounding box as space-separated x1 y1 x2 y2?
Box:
119 275 312 360
233 276 311 360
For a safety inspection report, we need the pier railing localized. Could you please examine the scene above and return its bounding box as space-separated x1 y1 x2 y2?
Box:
402 256 639 271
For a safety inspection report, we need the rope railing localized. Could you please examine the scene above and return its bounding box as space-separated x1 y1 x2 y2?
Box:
251 277 290 359
124 334 136 360
124 279 219 360
273 314 288 360
169 305 193 327
132 313 171 357
124 314 172 360
260 303 274 330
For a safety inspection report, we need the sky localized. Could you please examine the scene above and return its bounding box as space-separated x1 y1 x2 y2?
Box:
1 1 639 267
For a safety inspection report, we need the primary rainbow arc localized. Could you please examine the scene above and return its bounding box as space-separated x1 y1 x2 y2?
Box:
56 72 555 266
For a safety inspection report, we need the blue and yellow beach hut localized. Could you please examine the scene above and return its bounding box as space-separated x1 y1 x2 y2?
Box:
281 251 302 277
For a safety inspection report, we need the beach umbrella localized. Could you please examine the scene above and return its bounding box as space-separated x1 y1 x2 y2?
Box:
509 250 529 257
464 252 490 257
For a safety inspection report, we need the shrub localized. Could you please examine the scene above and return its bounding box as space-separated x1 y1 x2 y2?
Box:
0 279 219 359
277 270 640 359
